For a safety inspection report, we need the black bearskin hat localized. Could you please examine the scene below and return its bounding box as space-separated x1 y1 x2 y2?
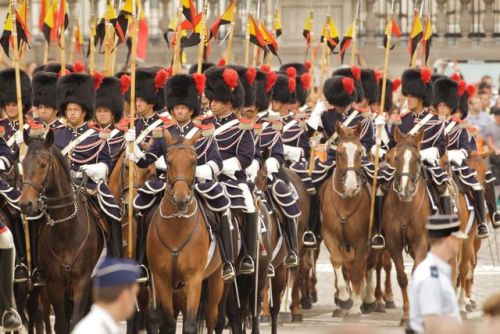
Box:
270 73 296 104
56 73 95 121
323 75 358 108
229 65 258 108
254 70 271 112
114 71 131 103
32 71 58 109
378 78 400 113
188 62 214 74
361 69 380 105
279 62 310 76
432 77 458 110
43 63 74 74
165 74 202 117
96 76 124 123
204 66 245 108
332 66 364 103
0 68 32 112
401 68 433 107
135 67 169 111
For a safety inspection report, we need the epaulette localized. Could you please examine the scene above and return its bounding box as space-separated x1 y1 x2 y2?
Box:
0 125 5 137
238 117 253 131
271 121 283 132
266 112 282 122
29 122 45 139
194 114 215 126
430 265 439 278
99 128 111 139
160 117 176 137
356 106 372 118
116 118 130 132
451 117 467 129
253 123 263 136
198 123 215 137
389 114 402 126
294 111 308 121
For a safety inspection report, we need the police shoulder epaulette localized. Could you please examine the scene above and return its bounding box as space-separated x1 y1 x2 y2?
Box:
194 114 215 126
238 117 254 131
198 123 215 137
430 265 439 278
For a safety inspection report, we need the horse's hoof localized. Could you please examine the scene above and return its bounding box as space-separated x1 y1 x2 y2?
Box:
343 313 361 322
375 302 386 313
291 314 303 323
361 302 377 314
334 297 340 306
301 297 313 310
312 292 318 303
470 299 477 308
338 298 353 310
399 319 409 327
385 300 397 309
331 309 345 318
465 303 473 313
260 315 271 323
460 311 467 320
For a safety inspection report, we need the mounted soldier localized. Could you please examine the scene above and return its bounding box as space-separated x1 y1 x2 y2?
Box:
53 72 123 257
32 71 64 129
129 72 236 282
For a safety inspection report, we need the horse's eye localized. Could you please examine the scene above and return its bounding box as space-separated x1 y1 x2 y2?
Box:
40 163 47 168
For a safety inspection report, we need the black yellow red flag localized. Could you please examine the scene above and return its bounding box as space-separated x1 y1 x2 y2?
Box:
408 12 423 65
421 14 432 65
42 0 56 44
274 9 282 37
382 18 402 50
0 9 30 58
259 21 278 55
116 0 133 44
339 22 354 63
321 17 339 53
55 0 69 39
249 15 265 49
302 12 312 46
209 0 235 40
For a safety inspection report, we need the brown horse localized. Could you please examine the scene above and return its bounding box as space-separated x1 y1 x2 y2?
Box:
146 130 223 334
320 123 377 317
373 250 396 312
383 126 431 326
18 130 104 333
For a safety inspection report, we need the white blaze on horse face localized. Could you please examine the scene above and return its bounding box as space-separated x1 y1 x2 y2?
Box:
344 142 358 194
401 149 413 196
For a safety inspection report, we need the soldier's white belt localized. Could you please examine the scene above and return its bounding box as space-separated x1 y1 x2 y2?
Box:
62 129 97 155
135 119 164 144
408 113 434 136
6 124 30 148
214 119 239 135
327 110 359 145
444 121 456 135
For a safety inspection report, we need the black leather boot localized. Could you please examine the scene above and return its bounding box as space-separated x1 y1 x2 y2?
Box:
371 194 386 249
473 189 489 239
0 248 22 332
239 212 258 275
303 194 319 249
284 218 299 268
439 195 453 215
10 220 27 283
135 213 149 282
219 212 235 282
29 222 44 286
108 218 123 258
484 181 500 229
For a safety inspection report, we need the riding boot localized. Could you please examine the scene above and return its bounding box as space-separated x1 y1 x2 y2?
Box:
283 218 299 268
439 195 453 215
371 193 386 250
10 219 27 283
303 194 318 249
29 221 44 286
239 212 258 275
218 212 235 282
473 189 489 239
135 213 149 282
484 181 500 229
107 218 123 258
0 248 22 332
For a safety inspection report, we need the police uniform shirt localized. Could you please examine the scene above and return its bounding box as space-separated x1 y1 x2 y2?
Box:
72 304 120 334
409 251 461 333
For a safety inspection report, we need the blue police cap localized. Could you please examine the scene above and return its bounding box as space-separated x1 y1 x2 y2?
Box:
94 257 139 288
426 214 468 239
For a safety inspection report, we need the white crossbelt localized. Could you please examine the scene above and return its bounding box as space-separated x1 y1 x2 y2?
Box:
109 128 121 139
444 121 457 135
330 110 360 142
214 119 239 136
61 129 96 155
135 119 164 144
408 113 434 136
185 126 200 139
283 119 298 132
6 124 30 147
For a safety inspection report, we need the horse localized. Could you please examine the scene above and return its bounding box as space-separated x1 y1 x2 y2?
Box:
383 126 431 326
319 123 378 318
146 130 223 334
18 130 104 333
373 250 396 313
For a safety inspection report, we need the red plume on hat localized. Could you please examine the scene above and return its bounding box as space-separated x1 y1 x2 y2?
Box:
120 74 131 95
73 61 85 73
392 78 401 91
420 68 432 84
351 66 361 81
260 65 271 73
246 67 257 87
301 72 312 90
217 58 226 66
223 68 239 91
154 69 170 91
192 73 206 95
286 66 297 79
265 71 277 93
304 61 312 72
450 72 462 82
93 71 104 91
286 66 297 93
457 80 466 96
342 77 355 95
466 84 476 98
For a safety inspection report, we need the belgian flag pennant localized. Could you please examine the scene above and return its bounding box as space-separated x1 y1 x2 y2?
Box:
339 22 354 64
55 0 69 41
95 4 119 52
181 13 202 48
321 17 339 53
0 8 30 58
274 8 282 38
182 0 197 27
382 18 402 50
116 0 133 45
39 0 48 32
421 14 432 66
209 0 236 40
259 21 278 55
248 15 265 49
42 0 56 44
302 12 312 47
408 12 423 66
74 21 83 60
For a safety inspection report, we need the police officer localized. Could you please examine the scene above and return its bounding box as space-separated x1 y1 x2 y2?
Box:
409 214 467 334
72 257 139 334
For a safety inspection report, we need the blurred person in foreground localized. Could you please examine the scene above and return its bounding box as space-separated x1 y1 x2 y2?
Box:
466 96 491 138
483 292 500 334
72 257 139 334
486 108 500 185
408 215 467 334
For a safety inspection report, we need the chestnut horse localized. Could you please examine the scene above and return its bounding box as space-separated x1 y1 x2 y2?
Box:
320 124 378 317
19 130 103 333
383 127 431 326
146 131 223 334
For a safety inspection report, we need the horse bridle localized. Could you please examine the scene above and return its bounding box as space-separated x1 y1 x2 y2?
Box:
393 146 422 199
332 165 365 199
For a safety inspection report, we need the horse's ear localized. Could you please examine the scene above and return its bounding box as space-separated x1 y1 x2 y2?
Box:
23 128 31 147
336 122 345 138
184 130 202 146
393 126 402 143
163 128 175 145
44 129 54 149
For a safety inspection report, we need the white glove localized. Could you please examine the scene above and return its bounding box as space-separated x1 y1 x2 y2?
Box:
195 164 213 180
447 149 467 166
80 162 108 183
222 157 241 179
0 159 6 172
283 145 303 163
125 140 145 162
245 159 260 182
420 147 440 166
307 100 327 130
14 131 24 145
374 115 386 126
155 156 167 171
265 157 280 181
125 129 136 142
370 146 387 159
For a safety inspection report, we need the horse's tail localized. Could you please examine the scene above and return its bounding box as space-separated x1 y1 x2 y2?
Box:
197 280 208 329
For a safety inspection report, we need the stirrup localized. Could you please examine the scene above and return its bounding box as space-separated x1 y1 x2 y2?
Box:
492 212 500 229
371 234 386 250
222 263 236 282
32 267 46 287
267 264 275 278
136 265 150 283
1 308 22 331
302 231 317 249
283 251 299 269
14 263 28 283
477 224 489 239
239 256 255 275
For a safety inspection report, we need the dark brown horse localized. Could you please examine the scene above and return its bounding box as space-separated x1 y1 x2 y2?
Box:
320 124 378 317
146 130 223 334
18 130 104 333
383 126 431 326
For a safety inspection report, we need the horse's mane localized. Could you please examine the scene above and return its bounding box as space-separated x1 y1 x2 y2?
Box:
28 139 71 181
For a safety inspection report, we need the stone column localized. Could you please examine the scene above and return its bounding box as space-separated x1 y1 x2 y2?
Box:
436 0 448 41
459 0 472 38
159 0 172 32
364 0 377 41
482 0 495 41
208 0 218 24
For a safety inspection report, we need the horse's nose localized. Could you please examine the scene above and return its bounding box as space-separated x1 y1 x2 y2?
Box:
174 195 189 208
19 200 34 215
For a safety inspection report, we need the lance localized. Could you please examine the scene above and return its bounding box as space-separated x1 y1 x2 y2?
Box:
127 0 138 259
244 14 250 67
10 0 31 279
103 0 114 75
172 6 183 74
59 1 66 76
350 0 360 66
89 0 96 74
367 0 395 245
68 19 78 64
252 0 261 67
225 1 237 64
196 2 208 74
